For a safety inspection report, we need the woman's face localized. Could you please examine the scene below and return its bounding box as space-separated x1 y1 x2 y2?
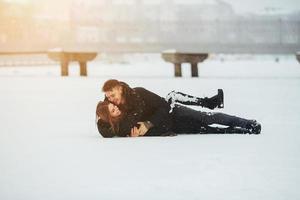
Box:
108 103 121 117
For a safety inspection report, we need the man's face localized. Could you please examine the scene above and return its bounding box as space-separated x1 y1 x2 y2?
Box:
105 86 123 105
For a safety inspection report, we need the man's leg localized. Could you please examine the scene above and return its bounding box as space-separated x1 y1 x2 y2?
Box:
166 90 224 110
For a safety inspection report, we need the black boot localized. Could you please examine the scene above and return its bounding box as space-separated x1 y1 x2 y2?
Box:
246 120 261 134
199 89 224 109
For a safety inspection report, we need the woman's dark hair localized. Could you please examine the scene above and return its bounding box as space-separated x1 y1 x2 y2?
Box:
96 101 122 133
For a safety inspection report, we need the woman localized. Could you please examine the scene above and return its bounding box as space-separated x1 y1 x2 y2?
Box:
96 91 261 137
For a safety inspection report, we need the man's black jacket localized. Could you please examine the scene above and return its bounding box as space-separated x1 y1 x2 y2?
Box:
97 87 172 137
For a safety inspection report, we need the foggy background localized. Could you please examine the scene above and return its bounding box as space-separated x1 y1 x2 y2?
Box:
0 0 300 54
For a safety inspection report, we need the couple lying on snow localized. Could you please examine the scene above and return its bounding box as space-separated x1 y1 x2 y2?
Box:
96 79 261 138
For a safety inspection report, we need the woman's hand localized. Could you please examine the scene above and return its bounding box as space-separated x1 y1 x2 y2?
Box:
130 122 151 137
130 126 140 137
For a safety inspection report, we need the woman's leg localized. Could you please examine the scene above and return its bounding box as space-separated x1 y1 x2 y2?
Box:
166 90 224 111
172 105 261 134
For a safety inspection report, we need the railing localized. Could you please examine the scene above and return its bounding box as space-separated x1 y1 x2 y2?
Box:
0 19 299 54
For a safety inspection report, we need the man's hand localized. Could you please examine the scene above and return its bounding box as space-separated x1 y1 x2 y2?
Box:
130 121 153 137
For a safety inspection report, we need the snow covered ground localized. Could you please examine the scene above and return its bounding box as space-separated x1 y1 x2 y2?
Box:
0 54 300 200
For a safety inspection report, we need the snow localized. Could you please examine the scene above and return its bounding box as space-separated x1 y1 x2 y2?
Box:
1 54 300 199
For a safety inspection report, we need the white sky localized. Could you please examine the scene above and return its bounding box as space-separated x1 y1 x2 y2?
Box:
174 0 300 14
4 0 300 14
224 0 300 14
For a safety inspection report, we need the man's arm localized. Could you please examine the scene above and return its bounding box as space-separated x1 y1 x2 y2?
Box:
135 87 172 136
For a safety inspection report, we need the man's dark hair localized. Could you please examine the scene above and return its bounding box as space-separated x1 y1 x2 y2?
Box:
102 79 121 92
102 79 134 111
